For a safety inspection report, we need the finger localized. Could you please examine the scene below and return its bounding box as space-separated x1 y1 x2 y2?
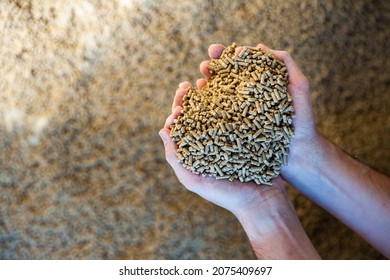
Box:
282 54 307 89
208 44 225 59
200 60 211 78
234 45 254 56
179 81 191 90
172 88 187 111
164 114 174 129
196 78 207 89
235 47 242 56
159 128 191 178
260 47 312 129
257 43 279 59
257 44 306 84
165 106 182 129
172 106 182 120
256 43 270 52
159 128 177 165
287 83 314 129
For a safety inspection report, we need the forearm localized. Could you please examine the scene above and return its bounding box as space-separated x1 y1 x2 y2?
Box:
235 189 320 259
282 134 390 257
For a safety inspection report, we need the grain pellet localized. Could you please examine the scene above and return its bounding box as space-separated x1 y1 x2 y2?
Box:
170 43 294 185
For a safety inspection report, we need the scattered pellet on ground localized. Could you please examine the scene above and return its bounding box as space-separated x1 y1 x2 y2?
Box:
171 43 295 185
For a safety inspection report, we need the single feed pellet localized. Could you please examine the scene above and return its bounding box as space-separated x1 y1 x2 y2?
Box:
170 43 294 185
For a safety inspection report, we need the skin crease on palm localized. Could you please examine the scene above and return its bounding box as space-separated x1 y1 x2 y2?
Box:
159 43 316 216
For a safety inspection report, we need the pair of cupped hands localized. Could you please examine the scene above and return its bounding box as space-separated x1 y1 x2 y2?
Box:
159 43 317 217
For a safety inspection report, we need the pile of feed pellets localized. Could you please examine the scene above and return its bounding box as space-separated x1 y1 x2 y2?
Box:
170 43 294 185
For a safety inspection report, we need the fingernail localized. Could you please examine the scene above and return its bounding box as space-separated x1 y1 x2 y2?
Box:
159 130 168 142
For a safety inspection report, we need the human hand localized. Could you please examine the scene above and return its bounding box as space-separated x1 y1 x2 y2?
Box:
197 44 320 179
159 45 322 259
159 45 287 216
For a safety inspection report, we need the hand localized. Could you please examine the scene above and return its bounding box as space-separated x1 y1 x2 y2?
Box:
197 44 320 179
251 45 320 178
159 44 287 217
159 44 321 259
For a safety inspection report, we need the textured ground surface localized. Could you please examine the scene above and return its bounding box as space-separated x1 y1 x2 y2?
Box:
0 0 389 259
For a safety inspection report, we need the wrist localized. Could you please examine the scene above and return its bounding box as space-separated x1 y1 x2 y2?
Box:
235 188 320 259
235 188 296 237
281 130 328 179
232 185 287 222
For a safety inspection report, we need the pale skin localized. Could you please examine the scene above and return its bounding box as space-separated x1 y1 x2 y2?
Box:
159 43 390 259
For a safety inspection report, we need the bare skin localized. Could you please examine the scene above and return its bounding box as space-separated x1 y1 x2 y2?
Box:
160 43 390 259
